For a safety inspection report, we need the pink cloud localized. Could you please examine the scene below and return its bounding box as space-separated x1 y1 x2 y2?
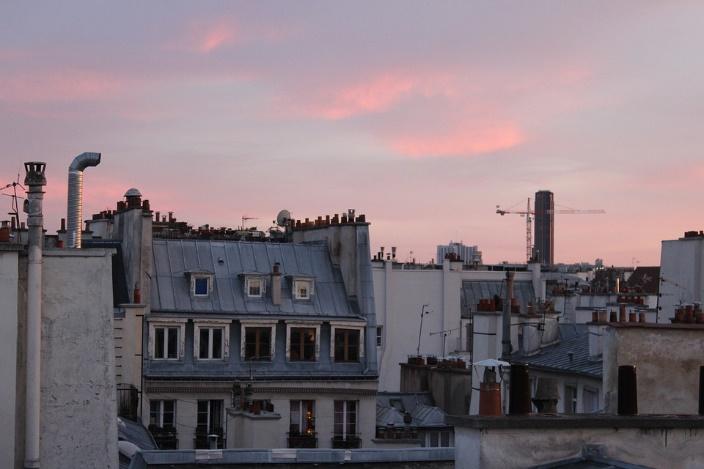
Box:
297 71 457 120
0 70 122 103
198 23 236 53
388 122 524 158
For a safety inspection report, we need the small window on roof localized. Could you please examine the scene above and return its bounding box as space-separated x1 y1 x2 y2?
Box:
294 279 313 300
191 275 212 297
247 277 263 298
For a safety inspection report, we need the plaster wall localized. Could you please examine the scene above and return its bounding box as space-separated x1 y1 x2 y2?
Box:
660 238 704 320
114 304 145 389
38 249 118 469
603 326 704 414
113 207 152 304
0 249 19 469
454 425 704 469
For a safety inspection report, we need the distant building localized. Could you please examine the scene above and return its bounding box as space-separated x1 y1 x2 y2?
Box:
534 190 554 265
436 242 482 265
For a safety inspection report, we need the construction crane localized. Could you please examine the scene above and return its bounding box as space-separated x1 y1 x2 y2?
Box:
240 216 259 230
496 198 605 263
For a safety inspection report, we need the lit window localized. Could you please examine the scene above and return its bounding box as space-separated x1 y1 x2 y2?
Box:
290 327 316 361
289 400 315 437
244 327 272 361
294 279 313 300
149 400 176 428
334 329 360 362
154 327 179 359
247 277 263 298
198 327 224 359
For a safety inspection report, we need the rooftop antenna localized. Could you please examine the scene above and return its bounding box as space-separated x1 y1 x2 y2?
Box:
1 170 26 230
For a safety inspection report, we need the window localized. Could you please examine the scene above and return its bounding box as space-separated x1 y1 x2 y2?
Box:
150 400 175 428
247 277 263 298
196 400 224 448
154 327 179 359
564 385 578 414
244 327 272 361
428 430 452 447
334 329 360 362
583 387 599 413
333 400 357 439
198 327 224 359
293 279 313 300
290 400 315 436
290 327 316 361
376 326 383 347
192 276 211 297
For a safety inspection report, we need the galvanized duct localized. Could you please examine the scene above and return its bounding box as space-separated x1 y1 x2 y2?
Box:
67 152 101 248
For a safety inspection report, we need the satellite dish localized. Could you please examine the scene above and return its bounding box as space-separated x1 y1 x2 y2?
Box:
276 209 291 227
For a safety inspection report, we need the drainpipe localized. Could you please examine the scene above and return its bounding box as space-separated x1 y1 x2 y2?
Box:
24 162 46 469
67 152 101 248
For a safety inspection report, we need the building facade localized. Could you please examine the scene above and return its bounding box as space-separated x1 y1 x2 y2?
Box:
436 242 482 265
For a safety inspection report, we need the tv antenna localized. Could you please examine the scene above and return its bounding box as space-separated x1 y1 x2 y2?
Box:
1 170 25 229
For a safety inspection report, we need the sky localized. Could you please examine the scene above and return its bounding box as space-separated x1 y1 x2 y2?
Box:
1 1 704 266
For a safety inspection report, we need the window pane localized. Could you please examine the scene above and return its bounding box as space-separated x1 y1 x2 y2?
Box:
440 431 450 447
290 400 301 434
212 329 222 359
376 326 382 347
429 432 439 447
167 328 178 359
303 329 316 360
210 400 223 431
248 279 261 296
163 401 175 426
290 329 301 360
199 328 209 358
155 328 165 359
197 401 208 428
334 329 359 362
149 401 160 426
194 278 209 295
347 401 357 435
333 401 344 436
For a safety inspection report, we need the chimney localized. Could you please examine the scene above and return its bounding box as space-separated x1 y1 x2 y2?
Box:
124 188 142 210
502 271 515 359
532 378 558 414
24 161 47 468
271 263 282 306
478 367 502 416
67 152 101 248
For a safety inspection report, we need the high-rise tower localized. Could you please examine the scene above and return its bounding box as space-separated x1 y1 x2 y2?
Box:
534 190 554 265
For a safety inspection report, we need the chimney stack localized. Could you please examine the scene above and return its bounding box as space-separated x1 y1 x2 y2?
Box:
271 263 282 306
509 363 532 415
67 152 101 248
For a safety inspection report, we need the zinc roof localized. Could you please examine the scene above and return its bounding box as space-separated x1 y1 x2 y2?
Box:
151 239 354 318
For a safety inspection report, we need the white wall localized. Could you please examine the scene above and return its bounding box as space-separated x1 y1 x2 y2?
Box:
660 237 704 321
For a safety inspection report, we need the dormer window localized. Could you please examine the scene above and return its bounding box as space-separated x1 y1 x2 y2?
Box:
187 271 214 298
194 277 210 296
294 279 314 300
247 277 263 298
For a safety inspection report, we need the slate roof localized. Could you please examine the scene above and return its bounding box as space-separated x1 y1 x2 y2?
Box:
461 280 535 318
376 392 449 428
512 324 602 379
151 239 355 318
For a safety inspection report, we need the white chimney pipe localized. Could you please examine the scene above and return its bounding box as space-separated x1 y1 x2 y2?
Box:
67 152 101 248
24 162 46 469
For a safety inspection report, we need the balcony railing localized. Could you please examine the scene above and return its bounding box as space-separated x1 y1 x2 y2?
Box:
194 427 225 449
287 432 318 448
332 434 361 449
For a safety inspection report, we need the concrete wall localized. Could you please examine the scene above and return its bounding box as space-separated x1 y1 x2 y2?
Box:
455 423 704 469
603 324 704 414
39 249 119 469
0 248 20 469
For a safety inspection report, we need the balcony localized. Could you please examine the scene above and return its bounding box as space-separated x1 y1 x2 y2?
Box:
287 432 318 448
149 425 178 449
332 434 361 449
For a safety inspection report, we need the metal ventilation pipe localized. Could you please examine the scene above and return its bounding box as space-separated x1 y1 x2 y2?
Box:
67 152 101 248
24 162 47 469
